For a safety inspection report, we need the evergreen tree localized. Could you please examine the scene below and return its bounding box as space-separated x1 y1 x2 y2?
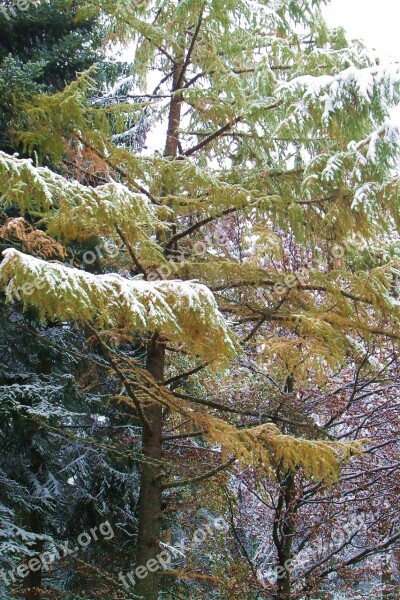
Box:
0 0 111 154
0 1 399 599
0 3 135 598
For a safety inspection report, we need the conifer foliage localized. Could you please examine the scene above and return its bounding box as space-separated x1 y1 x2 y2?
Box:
0 1 399 599
0 0 109 155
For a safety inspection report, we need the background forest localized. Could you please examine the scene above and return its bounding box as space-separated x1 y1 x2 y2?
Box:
0 1 399 599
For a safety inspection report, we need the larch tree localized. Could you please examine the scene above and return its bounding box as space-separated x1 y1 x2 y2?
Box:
0 1 399 599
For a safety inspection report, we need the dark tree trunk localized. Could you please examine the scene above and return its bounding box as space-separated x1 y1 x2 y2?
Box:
275 375 297 600
275 470 296 600
23 511 44 600
135 334 165 599
135 39 184 600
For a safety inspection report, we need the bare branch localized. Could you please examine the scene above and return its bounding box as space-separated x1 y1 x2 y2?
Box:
162 457 236 489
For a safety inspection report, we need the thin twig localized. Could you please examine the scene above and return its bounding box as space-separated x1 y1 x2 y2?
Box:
162 457 236 490
86 325 150 429
115 224 148 279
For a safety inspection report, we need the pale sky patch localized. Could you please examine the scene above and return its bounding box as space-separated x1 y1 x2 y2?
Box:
324 0 400 122
324 0 400 62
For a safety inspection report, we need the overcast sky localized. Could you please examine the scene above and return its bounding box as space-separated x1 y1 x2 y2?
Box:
324 0 400 61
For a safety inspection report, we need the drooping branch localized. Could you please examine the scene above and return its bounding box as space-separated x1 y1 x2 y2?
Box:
87 325 150 429
115 224 148 279
164 362 208 386
74 134 158 204
162 431 206 442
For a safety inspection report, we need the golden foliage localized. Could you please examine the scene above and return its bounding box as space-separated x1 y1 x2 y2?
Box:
0 218 67 260
0 249 237 365
0 151 164 261
113 356 362 484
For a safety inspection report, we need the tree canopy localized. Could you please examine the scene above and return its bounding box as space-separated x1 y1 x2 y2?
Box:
0 1 399 599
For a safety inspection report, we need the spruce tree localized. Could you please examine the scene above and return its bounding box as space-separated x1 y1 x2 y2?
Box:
0 3 133 598
0 0 111 154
